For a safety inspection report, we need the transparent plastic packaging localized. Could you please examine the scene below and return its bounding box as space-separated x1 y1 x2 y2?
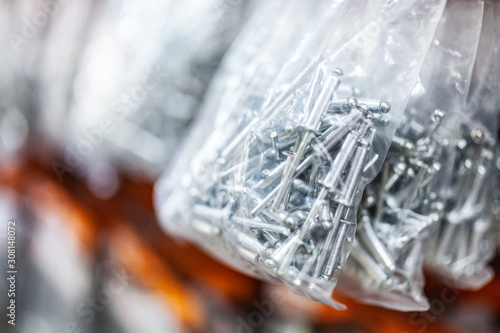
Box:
4 0 81 143
155 0 446 308
40 0 250 196
0 0 31 167
494 145 500 250
425 0 500 290
36 0 97 145
337 0 484 311
488 6 500 254
6 0 49 83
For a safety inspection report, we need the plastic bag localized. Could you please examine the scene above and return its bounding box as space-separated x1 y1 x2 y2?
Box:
425 0 500 290
0 0 33 167
155 0 445 308
337 0 484 311
494 145 500 251
39 0 250 196
0 1 94 172
35 0 97 145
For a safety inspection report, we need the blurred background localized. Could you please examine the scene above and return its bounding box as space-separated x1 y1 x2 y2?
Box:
0 0 499 332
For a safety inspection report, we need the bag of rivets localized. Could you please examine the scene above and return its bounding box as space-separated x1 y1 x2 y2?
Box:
155 0 446 309
336 0 484 311
425 0 500 290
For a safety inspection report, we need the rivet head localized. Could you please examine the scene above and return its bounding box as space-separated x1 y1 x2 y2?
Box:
379 101 391 113
332 68 344 76
378 116 389 127
357 104 369 114
321 221 333 230
284 216 297 229
432 109 445 122
470 128 484 143
347 97 359 109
